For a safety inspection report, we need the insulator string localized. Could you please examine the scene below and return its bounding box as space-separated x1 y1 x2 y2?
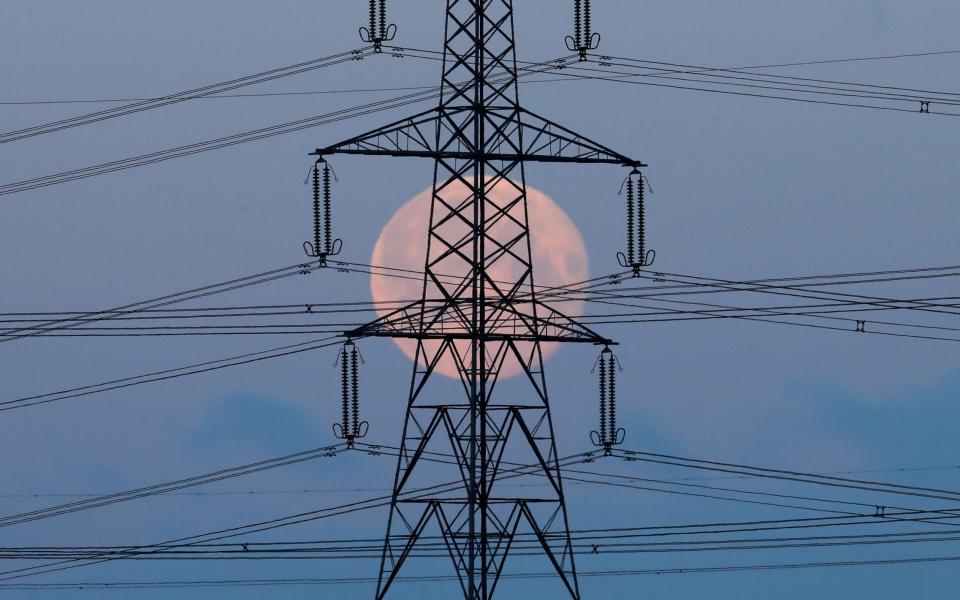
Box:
637 171 646 264
598 351 608 443
340 345 350 435
312 164 322 256
350 346 360 436
607 352 617 441
379 0 387 40
323 163 332 255
574 0 583 49
626 176 636 266
368 0 377 41
584 0 592 44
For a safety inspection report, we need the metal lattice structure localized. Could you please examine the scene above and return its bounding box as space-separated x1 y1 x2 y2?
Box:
314 2 642 598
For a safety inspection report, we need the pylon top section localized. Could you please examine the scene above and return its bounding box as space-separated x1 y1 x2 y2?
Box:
312 0 645 170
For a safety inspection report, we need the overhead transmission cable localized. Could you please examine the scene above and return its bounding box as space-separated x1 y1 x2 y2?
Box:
5 47 958 106
3 442 959 571
4 46 958 197
340 260 960 343
610 448 960 502
353 442 960 527
395 45 960 115
8 260 960 411
594 53 960 103
6 459 955 499
0 50 577 197
551 58 960 116
0 452 599 583
0 259 328 343
0 48 373 144
0 445 346 529
0 335 345 412
7 260 952 325
4 530 960 561
4 555 960 589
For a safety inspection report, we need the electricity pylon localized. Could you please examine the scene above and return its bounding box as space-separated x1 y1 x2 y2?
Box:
313 2 643 598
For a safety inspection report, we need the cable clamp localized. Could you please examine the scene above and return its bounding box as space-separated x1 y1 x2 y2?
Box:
303 239 343 265
359 24 397 52
564 33 601 61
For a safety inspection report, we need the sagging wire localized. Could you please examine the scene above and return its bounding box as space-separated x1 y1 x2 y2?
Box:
590 346 625 455
303 158 342 265
333 340 368 447
565 0 600 60
617 167 655 276
359 0 397 52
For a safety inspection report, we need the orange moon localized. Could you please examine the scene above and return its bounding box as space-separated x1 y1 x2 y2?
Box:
370 179 588 379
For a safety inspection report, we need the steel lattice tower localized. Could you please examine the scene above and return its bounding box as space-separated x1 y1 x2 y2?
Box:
314 2 643 598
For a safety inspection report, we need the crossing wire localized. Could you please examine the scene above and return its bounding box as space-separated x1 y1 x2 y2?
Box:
5 47 958 106
2 442 958 574
0 51 577 197
4 459 955 499
352 442 960 524
0 335 345 412
0 445 347 529
611 449 960 502
0 452 599 583
0 48 374 144
1 555 958 589
336 261 960 342
0 259 327 343
2 530 960 561
6 44 958 197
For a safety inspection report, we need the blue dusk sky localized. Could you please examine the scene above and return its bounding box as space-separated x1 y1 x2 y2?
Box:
1 1 959 598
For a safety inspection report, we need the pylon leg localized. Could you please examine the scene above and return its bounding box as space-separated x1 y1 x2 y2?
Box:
376 337 579 599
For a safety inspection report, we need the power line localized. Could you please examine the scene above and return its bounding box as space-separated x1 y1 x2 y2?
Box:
541 59 960 117
598 53 960 102
711 48 960 69
3 554 958 589
0 259 327 343
0 85 440 106
0 445 346 529
628 269 960 318
353 442 960 528
581 58 960 109
4 46 955 198
0 50 575 197
401 45 960 114
3 444 958 577
612 449 960 503
7 260 956 322
0 452 598 582
0 48 373 144
11 510 959 559
328 260 960 344
0 335 344 412
570 296 960 343
5 460 954 499
7 47 958 106
4 530 960 561
0 267 627 411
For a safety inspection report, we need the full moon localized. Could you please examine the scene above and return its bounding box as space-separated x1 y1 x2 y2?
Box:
371 179 588 379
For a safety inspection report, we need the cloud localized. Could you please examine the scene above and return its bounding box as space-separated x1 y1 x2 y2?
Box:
183 392 327 458
776 369 960 467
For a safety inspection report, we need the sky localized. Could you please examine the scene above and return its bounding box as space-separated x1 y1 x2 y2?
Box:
1 0 959 598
